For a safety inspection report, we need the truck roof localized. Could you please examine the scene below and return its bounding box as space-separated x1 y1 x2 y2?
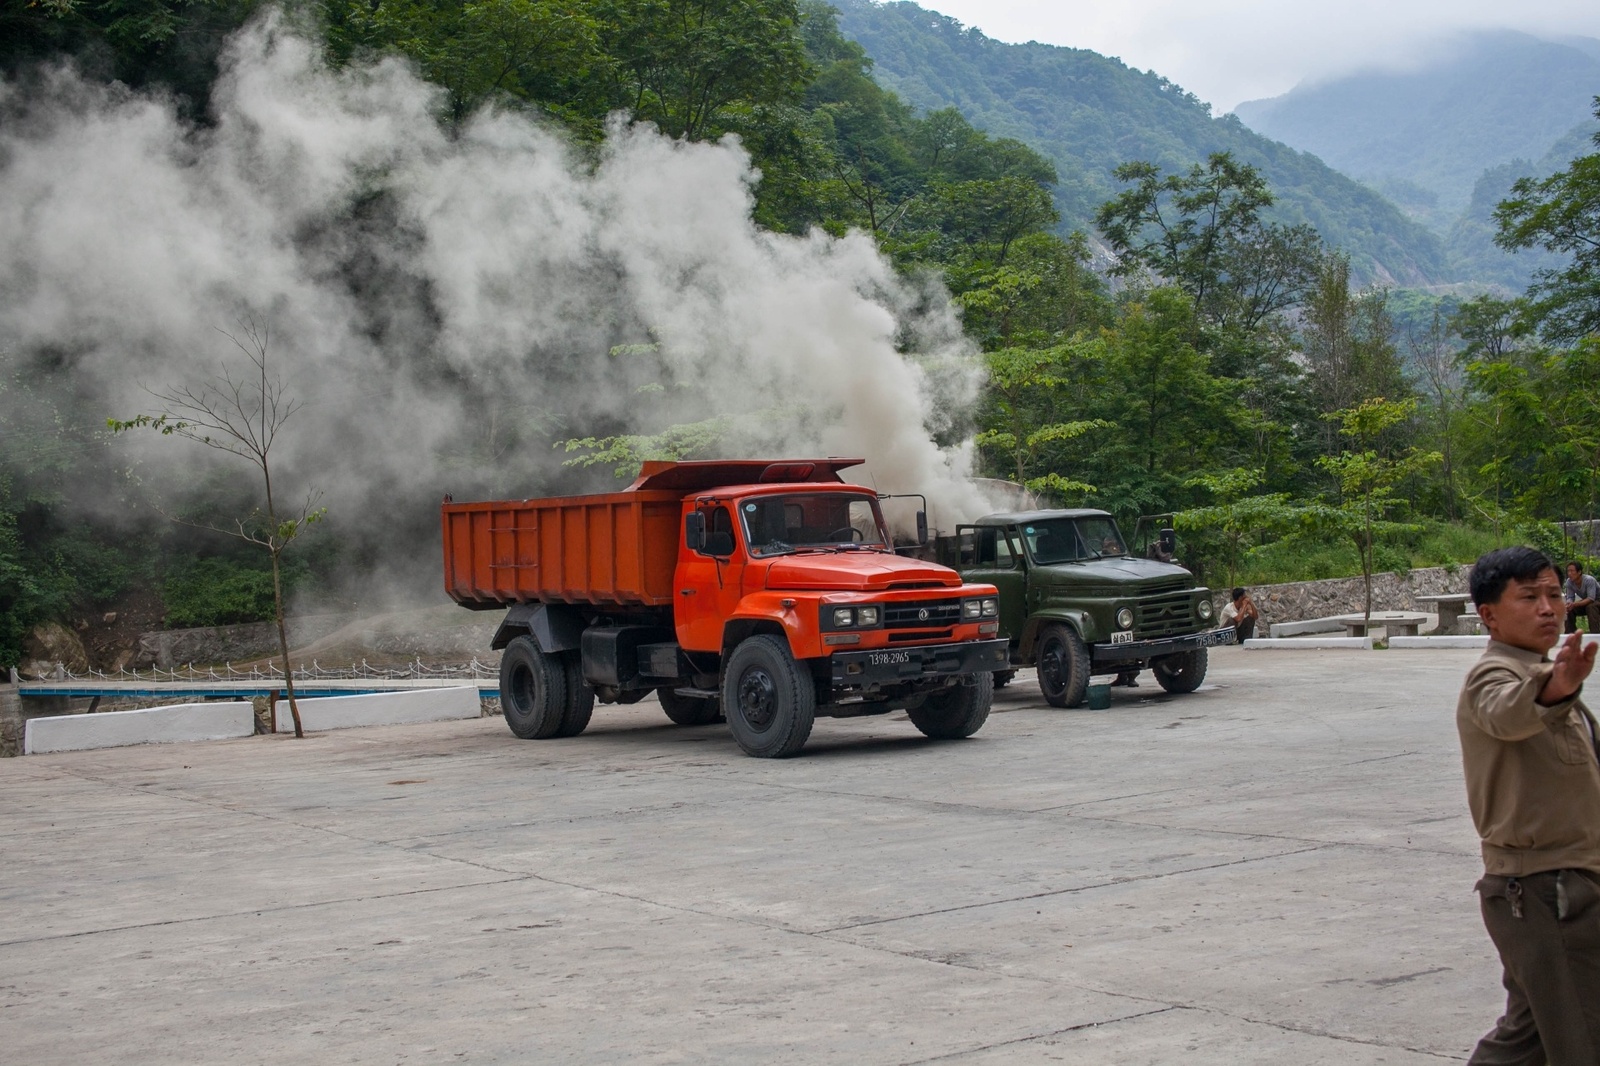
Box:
971 509 1112 526
626 459 865 495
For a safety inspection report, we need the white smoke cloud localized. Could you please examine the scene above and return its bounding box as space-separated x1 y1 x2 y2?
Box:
0 10 993 600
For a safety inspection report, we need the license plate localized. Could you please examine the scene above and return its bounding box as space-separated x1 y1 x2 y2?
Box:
869 650 913 666
1198 628 1233 647
1109 630 1134 645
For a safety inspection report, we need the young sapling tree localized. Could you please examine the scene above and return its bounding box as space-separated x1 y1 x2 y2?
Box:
110 318 323 737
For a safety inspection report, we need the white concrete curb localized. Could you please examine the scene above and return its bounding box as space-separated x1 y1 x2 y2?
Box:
273 686 481 733
25 701 254 754
1241 636 1375 650
1389 635 1491 649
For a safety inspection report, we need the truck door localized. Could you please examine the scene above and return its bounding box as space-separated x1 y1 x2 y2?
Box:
956 525 1026 642
676 503 746 653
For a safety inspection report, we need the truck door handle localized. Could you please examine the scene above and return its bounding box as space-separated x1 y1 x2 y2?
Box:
680 589 696 596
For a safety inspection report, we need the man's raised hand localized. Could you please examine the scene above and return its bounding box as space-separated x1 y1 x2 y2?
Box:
1542 631 1597 704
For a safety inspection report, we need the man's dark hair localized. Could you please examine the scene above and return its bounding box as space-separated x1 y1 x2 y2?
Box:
1231 586 1246 601
1470 547 1556 606
1570 560 1585 575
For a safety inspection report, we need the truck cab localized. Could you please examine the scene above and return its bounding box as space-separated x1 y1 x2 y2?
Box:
939 509 1232 707
442 459 1010 758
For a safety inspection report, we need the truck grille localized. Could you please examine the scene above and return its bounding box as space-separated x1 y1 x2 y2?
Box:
1136 592 1197 638
884 598 963 628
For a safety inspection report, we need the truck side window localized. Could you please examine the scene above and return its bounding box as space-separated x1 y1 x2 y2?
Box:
994 532 1015 568
696 505 735 556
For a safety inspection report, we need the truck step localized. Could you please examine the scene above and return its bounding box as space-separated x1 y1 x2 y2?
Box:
670 687 720 700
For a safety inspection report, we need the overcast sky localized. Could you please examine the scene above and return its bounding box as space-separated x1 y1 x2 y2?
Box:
911 0 1600 112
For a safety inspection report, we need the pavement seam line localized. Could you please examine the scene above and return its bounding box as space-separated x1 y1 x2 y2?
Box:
814 843 1331 932
893 1006 1182 1065
0 876 529 949
1181 1002 1461 1060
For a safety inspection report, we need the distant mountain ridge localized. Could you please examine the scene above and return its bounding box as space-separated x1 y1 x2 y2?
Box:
1234 31 1600 225
831 0 1451 287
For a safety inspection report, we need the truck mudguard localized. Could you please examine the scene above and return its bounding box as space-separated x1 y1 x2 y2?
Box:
1020 608 1094 658
491 603 587 652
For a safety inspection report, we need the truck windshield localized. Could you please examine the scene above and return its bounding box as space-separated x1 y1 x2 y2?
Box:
740 494 888 556
1019 517 1126 563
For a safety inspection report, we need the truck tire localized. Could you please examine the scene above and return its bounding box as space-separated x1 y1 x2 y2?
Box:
992 669 1016 690
908 671 993 739
658 688 721 726
722 635 815 758
556 655 595 737
1036 624 1090 708
1152 648 1208 694
499 635 568 739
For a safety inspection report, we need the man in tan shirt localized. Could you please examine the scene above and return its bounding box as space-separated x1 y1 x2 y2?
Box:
1460 546 1600 1065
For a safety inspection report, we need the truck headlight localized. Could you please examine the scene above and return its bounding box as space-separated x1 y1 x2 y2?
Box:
1116 607 1134 630
832 607 855 627
1197 598 1214 621
982 598 998 617
856 606 879 626
963 599 983 619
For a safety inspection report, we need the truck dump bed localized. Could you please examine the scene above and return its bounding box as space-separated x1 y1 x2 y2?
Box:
442 491 684 610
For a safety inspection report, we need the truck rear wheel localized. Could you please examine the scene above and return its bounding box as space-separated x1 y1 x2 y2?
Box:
722 635 814 758
659 688 722 726
1036 624 1090 708
908 672 993 739
556 654 595 737
499 636 567 739
1152 648 1208 694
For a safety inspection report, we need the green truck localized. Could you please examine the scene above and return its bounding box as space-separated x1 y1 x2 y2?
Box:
935 509 1233 707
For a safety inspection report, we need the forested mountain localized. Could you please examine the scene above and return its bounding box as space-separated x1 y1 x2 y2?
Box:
830 0 1450 286
1234 31 1600 226
1446 119 1600 290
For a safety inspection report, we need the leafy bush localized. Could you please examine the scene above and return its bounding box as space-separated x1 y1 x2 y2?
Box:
161 558 279 629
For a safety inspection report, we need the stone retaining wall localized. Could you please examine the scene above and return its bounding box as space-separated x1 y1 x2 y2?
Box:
136 614 353 668
1221 565 1473 627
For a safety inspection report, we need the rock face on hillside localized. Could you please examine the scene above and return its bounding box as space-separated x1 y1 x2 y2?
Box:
21 622 90 679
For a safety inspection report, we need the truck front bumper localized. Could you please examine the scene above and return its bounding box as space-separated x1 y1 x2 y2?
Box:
830 638 1011 685
1091 626 1235 664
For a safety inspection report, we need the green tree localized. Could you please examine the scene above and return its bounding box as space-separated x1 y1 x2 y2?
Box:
596 0 811 141
1095 152 1321 332
326 0 603 125
1494 99 1600 341
1174 468 1302 588
972 343 1108 501
1317 398 1440 621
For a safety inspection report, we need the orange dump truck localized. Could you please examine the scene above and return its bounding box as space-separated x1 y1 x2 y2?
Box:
442 459 1009 757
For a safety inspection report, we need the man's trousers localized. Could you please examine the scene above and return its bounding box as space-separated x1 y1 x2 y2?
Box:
1469 869 1600 1065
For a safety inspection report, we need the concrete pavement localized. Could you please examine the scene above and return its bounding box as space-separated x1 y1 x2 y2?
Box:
1 646 1497 1063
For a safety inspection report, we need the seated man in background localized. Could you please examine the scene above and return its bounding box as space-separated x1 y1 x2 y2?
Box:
1563 560 1600 634
1219 587 1259 643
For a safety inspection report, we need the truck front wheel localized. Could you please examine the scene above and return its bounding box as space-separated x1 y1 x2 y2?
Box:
1036 624 1090 708
1152 648 1208 694
499 636 568 739
722 635 815 758
908 672 993 739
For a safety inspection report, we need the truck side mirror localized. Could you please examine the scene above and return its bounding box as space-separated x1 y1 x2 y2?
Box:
916 510 928 546
1159 528 1177 555
684 512 706 551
